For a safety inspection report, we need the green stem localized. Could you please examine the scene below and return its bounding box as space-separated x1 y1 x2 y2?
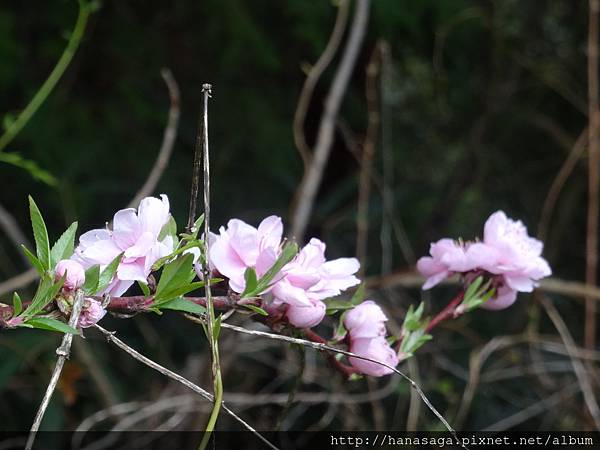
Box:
0 0 93 153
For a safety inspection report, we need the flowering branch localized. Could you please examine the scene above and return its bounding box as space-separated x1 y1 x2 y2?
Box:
425 291 465 333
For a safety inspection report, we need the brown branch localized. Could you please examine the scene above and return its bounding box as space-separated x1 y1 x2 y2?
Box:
425 292 465 333
586 0 600 351
293 0 350 168
303 328 356 378
290 0 371 242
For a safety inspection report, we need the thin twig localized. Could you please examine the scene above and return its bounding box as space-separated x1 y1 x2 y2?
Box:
587 0 600 351
540 295 600 430
293 0 350 168
0 0 94 152
127 69 180 209
184 315 461 442
538 127 587 241
26 289 85 450
0 202 32 266
290 0 371 241
92 324 279 450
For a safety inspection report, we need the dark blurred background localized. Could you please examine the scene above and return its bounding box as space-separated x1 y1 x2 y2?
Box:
0 0 595 439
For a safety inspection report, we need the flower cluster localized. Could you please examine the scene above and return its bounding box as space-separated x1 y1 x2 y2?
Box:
72 195 175 296
417 211 552 310
344 301 398 376
208 217 360 328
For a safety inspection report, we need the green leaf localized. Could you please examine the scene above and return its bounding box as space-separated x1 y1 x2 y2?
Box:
463 276 483 303
83 265 100 294
28 196 51 270
21 244 45 275
350 284 366 306
151 241 201 271
21 276 64 319
0 153 57 186
243 304 268 316
24 317 79 334
97 253 123 293
50 222 78 266
156 281 206 304
240 267 258 298
158 216 178 242
241 241 299 299
325 299 356 314
154 253 195 303
138 281 150 296
159 297 206 315
12 292 22 316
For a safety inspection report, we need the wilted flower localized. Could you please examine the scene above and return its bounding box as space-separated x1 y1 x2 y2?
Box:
416 210 552 310
73 195 175 296
78 298 107 328
208 216 283 293
55 259 85 290
348 336 399 377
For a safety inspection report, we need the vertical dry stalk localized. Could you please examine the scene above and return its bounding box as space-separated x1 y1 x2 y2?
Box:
26 289 85 450
356 42 382 276
586 0 600 351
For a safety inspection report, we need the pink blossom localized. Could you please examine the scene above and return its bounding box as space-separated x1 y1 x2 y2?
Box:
73 195 175 296
208 216 283 293
272 238 360 308
78 298 107 328
348 337 399 377
416 210 552 310
55 259 85 290
343 300 387 339
285 299 326 328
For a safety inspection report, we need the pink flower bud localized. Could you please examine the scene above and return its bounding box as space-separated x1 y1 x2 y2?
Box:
344 300 388 339
285 300 326 328
55 259 85 290
78 298 107 328
348 337 399 377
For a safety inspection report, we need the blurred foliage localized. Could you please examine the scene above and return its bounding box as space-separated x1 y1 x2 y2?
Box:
0 0 593 435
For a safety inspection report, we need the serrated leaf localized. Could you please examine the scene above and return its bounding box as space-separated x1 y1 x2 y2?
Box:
83 265 100 294
464 276 483 303
151 241 201 271
21 244 45 275
12 292 22 315
158 216 177 242
159 297 206 315
21 276 64 319
24 317 79 334
28 196 51 270
50 222 78 266
154 253 195 303
243 304 268 316
97 253 123 292
325 299 356 314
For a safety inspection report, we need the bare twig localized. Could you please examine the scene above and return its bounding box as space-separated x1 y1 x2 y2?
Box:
538 127 587 241
540 295 600 430
368 270 600 302
92 324 279 450
26 289 85 450
293 0 350 168
290 0 371 241
127 69 180 209
184 315 461 442
481 382 581 432
587 0 600 351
